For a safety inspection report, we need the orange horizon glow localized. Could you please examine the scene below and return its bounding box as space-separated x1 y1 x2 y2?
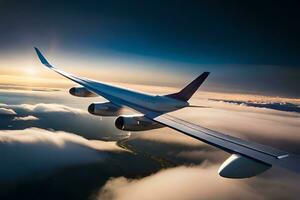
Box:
0 51 299 104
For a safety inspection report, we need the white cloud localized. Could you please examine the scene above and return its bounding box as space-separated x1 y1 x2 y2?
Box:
0 128 108 181
98 96 300 200
13 115 39 121
98 165 262 200
98 165 300 200
165 99 300 153
0 92 299 199
0 103 128 140
0 107 16 115
8 103 85 114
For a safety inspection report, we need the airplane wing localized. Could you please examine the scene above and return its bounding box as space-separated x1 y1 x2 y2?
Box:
35 47 300 178
148 113 300 177
35 47 145 111
34 47 101 97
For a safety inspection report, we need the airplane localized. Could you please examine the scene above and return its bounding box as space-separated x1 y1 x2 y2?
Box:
34 47 300 179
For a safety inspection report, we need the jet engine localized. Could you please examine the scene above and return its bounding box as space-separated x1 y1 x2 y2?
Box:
69 86 97 97
88 102 121 116
115 115 164 131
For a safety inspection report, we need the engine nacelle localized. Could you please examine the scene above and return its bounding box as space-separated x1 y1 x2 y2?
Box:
69 86 97 97
115 115 164 131
88 102 121 116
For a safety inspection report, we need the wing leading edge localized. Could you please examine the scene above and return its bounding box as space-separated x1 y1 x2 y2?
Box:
34 47 160 114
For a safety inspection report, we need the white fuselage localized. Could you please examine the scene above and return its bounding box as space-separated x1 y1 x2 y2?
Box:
85 80 188 113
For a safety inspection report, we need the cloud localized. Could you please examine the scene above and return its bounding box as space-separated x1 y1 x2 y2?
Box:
0 103 129 140
0 107 16 115
0 127 157 200
0 128 161 200
17 103 85 113
98 165 261 200
0 103 85 114
97 96 300 200
209 99 300 113
165 98 300 153
13 115 39 121
98 165 300 200
126 131 226 166
0 128 106 182
0 90 300 199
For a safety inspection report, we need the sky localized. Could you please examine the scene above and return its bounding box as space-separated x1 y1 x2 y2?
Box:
0 1 300 200
0 0 299 97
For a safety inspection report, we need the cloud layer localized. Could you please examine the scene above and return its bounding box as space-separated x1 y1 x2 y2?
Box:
13 115 39 121
98 165 300 200
98 165 259 200
209 99 300 113
0 107 16 115
0 128 106 182
0 91 300 200
96 96 300 200
0 103 129 140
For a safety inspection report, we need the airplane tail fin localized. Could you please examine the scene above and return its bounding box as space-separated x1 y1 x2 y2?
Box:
165 72 210 102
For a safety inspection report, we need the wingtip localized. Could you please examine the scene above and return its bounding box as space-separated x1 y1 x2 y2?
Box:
200 72 210 80
165 71 210 101
34 47 52 68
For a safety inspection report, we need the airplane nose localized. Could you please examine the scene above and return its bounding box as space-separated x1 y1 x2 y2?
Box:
88 103 95 114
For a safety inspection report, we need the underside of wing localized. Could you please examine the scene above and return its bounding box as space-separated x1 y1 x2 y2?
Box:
149 113 300 178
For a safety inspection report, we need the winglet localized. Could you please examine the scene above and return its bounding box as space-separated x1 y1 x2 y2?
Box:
165 72 210 101
34 47 53 68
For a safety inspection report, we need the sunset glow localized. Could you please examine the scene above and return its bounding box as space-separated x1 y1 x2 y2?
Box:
0 1 299 200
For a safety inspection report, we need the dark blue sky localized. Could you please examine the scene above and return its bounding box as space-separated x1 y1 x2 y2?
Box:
0 0 299 97
1 0 299 65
